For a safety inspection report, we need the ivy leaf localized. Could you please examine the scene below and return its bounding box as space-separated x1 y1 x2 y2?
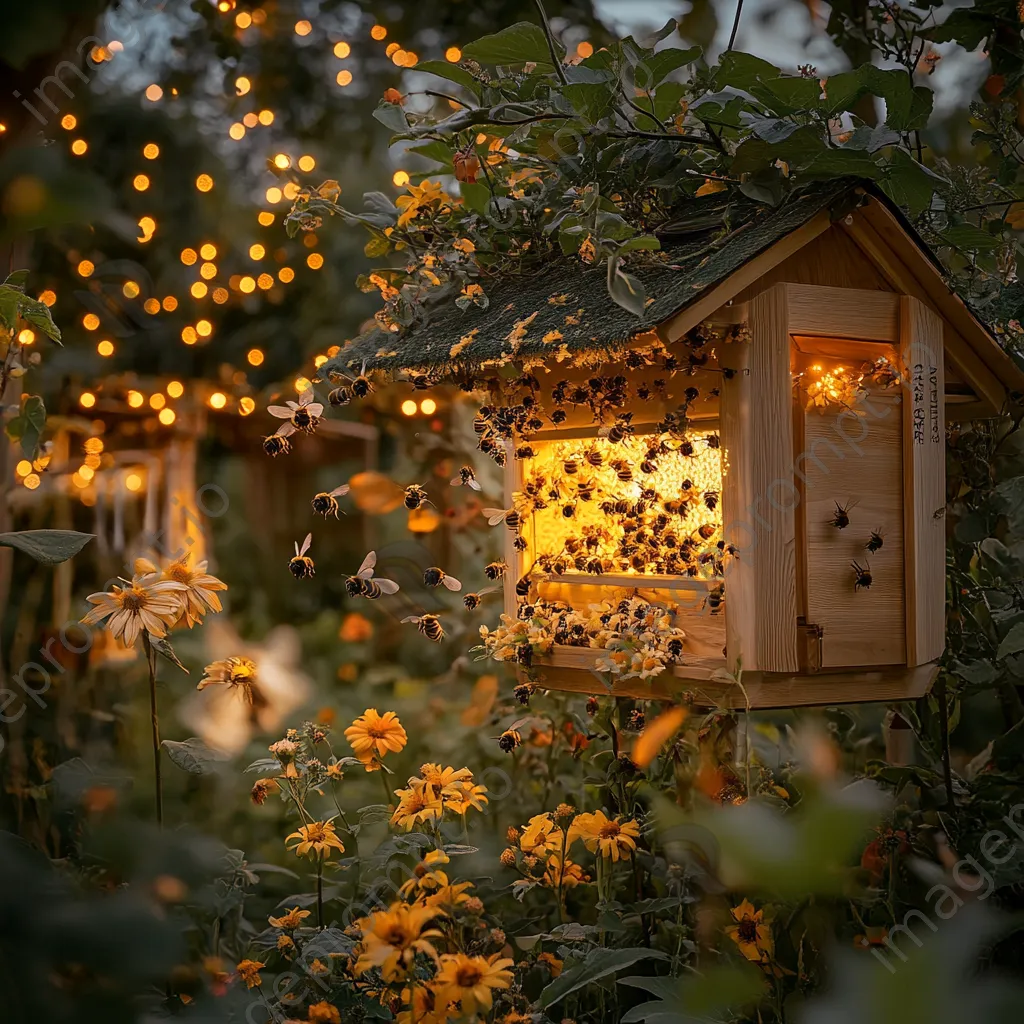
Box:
0 529 94 565
463 22 555 70
162 737 230 775
538 948 669 1009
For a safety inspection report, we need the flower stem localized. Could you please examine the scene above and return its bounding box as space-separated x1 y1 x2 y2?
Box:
317 857 324 930
379 765 393 808
142 633 163 827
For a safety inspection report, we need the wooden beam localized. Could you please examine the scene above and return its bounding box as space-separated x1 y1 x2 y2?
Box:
659 212 833 343
785 284 899 342
901 296 947 666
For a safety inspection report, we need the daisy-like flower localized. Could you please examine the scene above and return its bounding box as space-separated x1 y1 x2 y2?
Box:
399 850 451 898
136 554 227 628
235 959 265 989
197 656 266 712
725 898 775 963
418 763 473 791
286 820 345 860
353 903 444 981
268 907 311 930
307 1003 341 1024
82 574 187 648
391 778 444 832
345 709 408 760
397 985 449 1024
443 779 489 815
519 813 565 855
569 810 640 862
432 952 514 1017
422 879 475 908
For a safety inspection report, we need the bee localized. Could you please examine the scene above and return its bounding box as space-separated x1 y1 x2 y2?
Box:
497 728 522 753
600 412 634 444
345 551 401 599
463 586 499 610
585 558 604 575
268 388 324 437
263 434 291 457
484 506 522 531
402 614 445 642
550 408 567 425
705 434 721 450
667 637 684 660
473 415 490 435
703 491 719 511
576 477 596 501
408 373 435 390
311 484 350 519
611 459 632 483
664 499 691 517
351 374 372 398
706 585 724 614
585 448 604 468
830 501 854 530
515 445 535 460
563 457 579 475
866 530 884 554
449 465 481 491
328 385 352 407
288 533 315 579
679 440 695 457
404 484 432 510
484 560 508 580
515 574 532 598
852 560 873 590
561 503 575 519
423 567 462 591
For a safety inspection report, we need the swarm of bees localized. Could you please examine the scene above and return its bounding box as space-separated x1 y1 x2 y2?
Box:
423 567 462 591
402 613 445 642
345 551 400 599
267 388 324 448
289 534 316 579
311 484 351 519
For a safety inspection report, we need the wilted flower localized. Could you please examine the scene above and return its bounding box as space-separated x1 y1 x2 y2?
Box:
235 959 265 989
250 778 279 805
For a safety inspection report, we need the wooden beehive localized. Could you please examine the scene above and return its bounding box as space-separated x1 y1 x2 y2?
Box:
329 182 1024 709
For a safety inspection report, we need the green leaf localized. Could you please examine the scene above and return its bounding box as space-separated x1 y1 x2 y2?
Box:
373 102 409 133
798 147 883 180
635 46 702 90
607 255 647 317
3 270 28 290
18 297 61 344
744 115 804 144
460 181 491 216
757 75 823 114
162 737 230 774
943 223 998 252
884 150 946 217
996 622 1024 660
363 234 390 258
714 50 781 93
148 633 189 673
463 22 555 70
16 394 46 459
412 60 480 96
619 963 765 1023
538 947 669 1009
0 287 18 332
564 81 616 122
0 529 94 565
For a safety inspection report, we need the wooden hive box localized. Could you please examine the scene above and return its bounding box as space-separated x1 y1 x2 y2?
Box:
327 181 1024 709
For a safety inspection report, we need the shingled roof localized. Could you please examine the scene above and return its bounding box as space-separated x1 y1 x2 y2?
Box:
324 179 898 376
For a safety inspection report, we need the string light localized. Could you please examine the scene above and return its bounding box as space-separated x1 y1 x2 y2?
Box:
144 298 160 313
213 287 229 303
257 273 274 289
145 84 163 101
123 281 140 298
294 19 311 35
196 173 214 192
149 393 166 409
127 390 144 408
446 46 462 62
126 472 144 490
420 397 437 415
138 216 156 242
295 377 312 393
247 348 264 366
61 114 77 130
15 460 31 476
97 339 114 356
371 25 387 40
24 473 41 490
191 282 208 298
577 41 594 58
200 261 217 279
401 399 417 416
283 182 299 200
306 253 324 269
258 211 275 226
209 392 227 409
336 70 353 87
273 153 290 169
278 267 295 283
249 243 265 259
235 11 252 29
265 186 282 203
158 408 176 425
239 396 255 415
77 259 94 277
167 380 184 398
18 329 35 345
258 109 274 125
78 465 95 482
80 391 97 408
243 112 259 128
229 122 246 140
239 276 256 293
82 313 100 330
196 319 213 337
71 139 88 155
298 154 315 172
200 243 217 259
133 174 150 191
84 437 104 454
182 326 198 344
162 295 178 311
39 290 56 306
181 248 198 265
334 41 351 58
143 142 159 159
393 170 410 187
235 75 251 95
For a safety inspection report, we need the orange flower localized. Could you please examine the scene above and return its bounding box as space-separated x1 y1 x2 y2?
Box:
569 810 640 861
725 898 774 963
383 87 404 105
235 959 265 989
632 706 687 767
345 708 408 759
339 612 373 643
433 953 513 1016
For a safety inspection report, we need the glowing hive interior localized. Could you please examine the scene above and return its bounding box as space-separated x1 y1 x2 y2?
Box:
521 429 725 580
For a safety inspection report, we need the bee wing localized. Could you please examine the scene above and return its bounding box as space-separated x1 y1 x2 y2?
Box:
375 579 400 594
267 405 293 419
468 479 481 491
400 616 421 624
275 423 297 437
482 507 508 526
357 550 377 578
441 575 462 591
297 391 313 407
306 403 324 418
287 400 301 411
329 484 351 497
299 532 312 556
450 474 464 486
479 585 499 596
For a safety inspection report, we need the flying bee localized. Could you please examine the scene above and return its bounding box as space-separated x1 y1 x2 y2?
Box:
611 459 632 483
450 465 482 490
664 499 691 517
404 484 432 510
263 434 291 457
268 388 324 436
345 551 401 599
402 614 445 642
311 483 350 519
576 477 596 501
600 412 635 444
515 445 536 460
706 585 725 614
328 385 352 407
515 574 532 597
407 373 435 390
563 457 579 475
484 560 508 580
288 533 315 579
473 416 489 435
585 448 604 468
484 506 522 531
463 586 499 610
852 560 873 590
866 530 884 554
830 501 854 530
423 567 462 591
703 491 719 511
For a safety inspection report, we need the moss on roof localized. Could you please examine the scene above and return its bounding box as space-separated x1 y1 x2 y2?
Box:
327 179 869 377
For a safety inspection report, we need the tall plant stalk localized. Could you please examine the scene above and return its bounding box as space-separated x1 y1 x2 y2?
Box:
142 633 163 827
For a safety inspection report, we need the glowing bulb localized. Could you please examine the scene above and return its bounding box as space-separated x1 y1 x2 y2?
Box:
401 400 417 416
334 41 351 58
71 139 88 155
39 290 56 306
15 460 32 476
77 259 94 277
393 170 410 187
298 154 315 172
24 473 41 490
127 390 144 408
265 186 282 203
336 70 353 87
258 211 275 226
145 84 163 101
190 282 208 299
278 267 295 283
167 380 184 398
163 296 178 311
82 313 100 330
144 298 160 314
126 472 144 490
420 397 437 415
273 153 290 170
133 174 150 191
295 377 312 393
149 393 166 409
97 339 114 356
294 19 311 35
196 173 214 192
235 75 251 95
200 261 217 280
18 329 35 345
143 142 159 159
181 248 198 265
258 109 274 125
209 392 227 409
181 326 198 344
229 122 245 140
78 465 95 482
249 243 265 259
159 407 176 425
446 46 462 62
247 348 264 366
79 391 97 408
577 41 594 58
123 280 140 298
200 243 217 260
196 319 213 337
239 396 255 415
61 114 77 130
239 276 256 293
371 25 387 40
306 253 324 269
213 287 229 303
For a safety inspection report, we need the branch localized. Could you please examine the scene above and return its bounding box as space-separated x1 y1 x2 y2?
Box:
534 0 568 87
727 0 745 51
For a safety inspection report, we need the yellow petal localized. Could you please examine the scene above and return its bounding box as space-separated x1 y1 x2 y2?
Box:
632 706 688 768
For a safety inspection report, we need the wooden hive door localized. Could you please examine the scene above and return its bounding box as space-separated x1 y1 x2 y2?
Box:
793 341 907 669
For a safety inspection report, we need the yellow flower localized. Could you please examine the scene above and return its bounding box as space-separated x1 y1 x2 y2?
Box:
339 612 374 642
136 553 227 628
725 898 774 963
632 706 688 768
391 778 444 831
268 907 311 929
307 1002 341 1024
422 879 475 908
695 177 727 196
453 238 476 254
444 779 489 815
286 820 345 859
397 985 449 1024
277 934 295 954
354 903 445 981
536 952 563 976
569 810 640 862
432 953 514 1016
395 180 451 227
345 709 408 759
419 764 473 791
82 574 186 647
542 854 589 889
197 656 266 710
235 959 265 989
519 813 565 855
